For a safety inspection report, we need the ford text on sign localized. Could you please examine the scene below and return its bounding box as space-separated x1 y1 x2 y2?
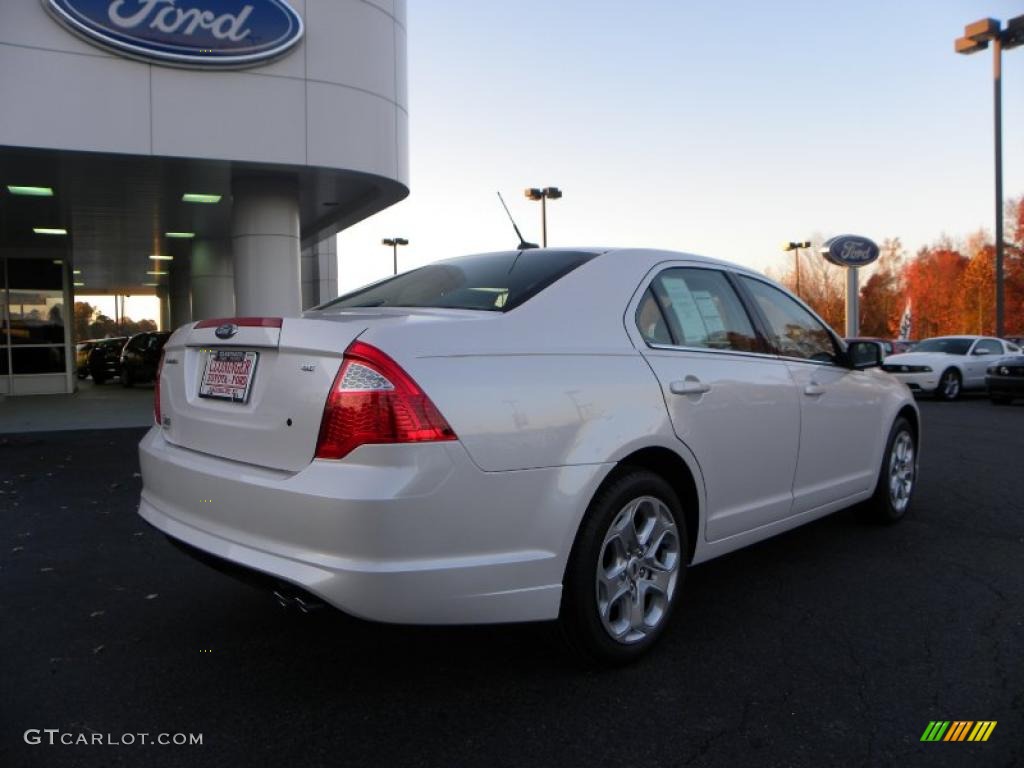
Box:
46 0 304 67
820 235 880 268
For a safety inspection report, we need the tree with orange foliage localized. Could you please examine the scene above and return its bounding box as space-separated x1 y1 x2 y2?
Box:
957 245 995 335
859 237 904 337
901 244 967 338
1004 196 1024 333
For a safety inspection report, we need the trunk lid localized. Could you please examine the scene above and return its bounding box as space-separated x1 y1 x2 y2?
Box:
159 309 491 472
159 317 364 472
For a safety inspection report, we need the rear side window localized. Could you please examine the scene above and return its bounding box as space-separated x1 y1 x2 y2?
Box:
321 250 599 313
635 290 672 345
639 268 763 353
740 277 840 363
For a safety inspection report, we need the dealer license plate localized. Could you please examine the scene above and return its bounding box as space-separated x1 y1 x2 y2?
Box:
199 349 259 403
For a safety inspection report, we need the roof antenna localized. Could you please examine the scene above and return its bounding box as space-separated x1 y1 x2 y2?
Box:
497 191 538 250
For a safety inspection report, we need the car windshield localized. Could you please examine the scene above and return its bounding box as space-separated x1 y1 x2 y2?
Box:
319 250 600 313
912 338 972 355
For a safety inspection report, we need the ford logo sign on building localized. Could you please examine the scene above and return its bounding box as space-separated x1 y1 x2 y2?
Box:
820 235 880 268
45 0 304 68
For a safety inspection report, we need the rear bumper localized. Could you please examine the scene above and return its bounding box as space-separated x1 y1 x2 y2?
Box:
138 428 607 624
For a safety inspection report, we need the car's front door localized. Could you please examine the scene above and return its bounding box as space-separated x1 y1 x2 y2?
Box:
633 266 801 542
964 338 1005 387
738 276 885 513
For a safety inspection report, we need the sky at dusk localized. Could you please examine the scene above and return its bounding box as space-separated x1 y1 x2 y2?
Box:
336 0 1024 294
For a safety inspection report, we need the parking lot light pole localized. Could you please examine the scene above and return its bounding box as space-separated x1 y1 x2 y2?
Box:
783 241 811 296
382 237 408 275
524 187 562 247
955 15 1024 337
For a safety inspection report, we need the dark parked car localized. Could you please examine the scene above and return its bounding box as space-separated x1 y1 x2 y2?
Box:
986 354 1024 405
75 341 96 379
87 337 128 384
120 331 170 387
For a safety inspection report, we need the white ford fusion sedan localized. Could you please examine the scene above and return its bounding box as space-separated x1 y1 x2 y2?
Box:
138 248 919 663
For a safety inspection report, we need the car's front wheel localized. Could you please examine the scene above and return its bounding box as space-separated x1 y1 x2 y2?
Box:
937 368 961 401
559 469 687 665
861 416 916 523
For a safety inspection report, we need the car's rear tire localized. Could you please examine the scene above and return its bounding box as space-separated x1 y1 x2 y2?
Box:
558 469 687 665
860 416 916 524
121 367 134 388
937 368 961 401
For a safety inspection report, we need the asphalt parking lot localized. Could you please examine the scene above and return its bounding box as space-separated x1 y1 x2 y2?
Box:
1 397 1022 768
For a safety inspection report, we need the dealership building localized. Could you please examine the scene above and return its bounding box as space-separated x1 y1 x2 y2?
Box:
0 0 408 395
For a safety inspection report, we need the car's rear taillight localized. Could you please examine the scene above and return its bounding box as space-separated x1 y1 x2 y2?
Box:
154 351 165 426
315 341 456 460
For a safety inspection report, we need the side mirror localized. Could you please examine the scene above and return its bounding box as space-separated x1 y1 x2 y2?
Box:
847 340 882 370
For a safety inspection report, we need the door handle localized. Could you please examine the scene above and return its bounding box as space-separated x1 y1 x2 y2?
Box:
803 383 825 397
670 379 711 396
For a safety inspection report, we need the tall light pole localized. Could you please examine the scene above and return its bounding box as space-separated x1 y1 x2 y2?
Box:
783 240 810 296
955 15 1024 337
382 237 408 275
524 187 562 247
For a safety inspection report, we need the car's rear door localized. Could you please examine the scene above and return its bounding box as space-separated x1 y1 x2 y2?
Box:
632 265 801 542
737 275 883 512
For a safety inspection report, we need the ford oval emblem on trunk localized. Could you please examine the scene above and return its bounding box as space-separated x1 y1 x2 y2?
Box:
215 323 238 339
820 235 880 268
45 0 304 69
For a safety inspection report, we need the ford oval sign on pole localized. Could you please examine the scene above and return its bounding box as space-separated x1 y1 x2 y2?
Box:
820 235 880 268
45 0 304 68
820 235 879 338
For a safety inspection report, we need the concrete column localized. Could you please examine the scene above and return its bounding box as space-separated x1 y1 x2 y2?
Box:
155 285 171 331
317 235 338 303
300 236 339 309
191 238 235 321
231 176 301 316
301 243 317 310
169 259 192 330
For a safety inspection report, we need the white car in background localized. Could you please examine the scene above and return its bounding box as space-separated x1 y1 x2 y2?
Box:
138 248 919 663
882 335 1021 401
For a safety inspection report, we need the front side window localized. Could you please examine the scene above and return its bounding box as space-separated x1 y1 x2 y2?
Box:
740 277 840 364
973 338 1003 355
639 268 763 352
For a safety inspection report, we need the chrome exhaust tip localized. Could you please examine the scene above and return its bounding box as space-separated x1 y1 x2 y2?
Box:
273 588 325 614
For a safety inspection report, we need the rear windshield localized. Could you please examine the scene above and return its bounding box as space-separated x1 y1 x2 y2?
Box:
913 338 972 355
320 250 600 312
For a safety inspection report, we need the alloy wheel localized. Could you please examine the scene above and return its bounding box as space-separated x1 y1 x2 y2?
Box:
594 496 680 644
940 371 960 399
888 431 915 513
